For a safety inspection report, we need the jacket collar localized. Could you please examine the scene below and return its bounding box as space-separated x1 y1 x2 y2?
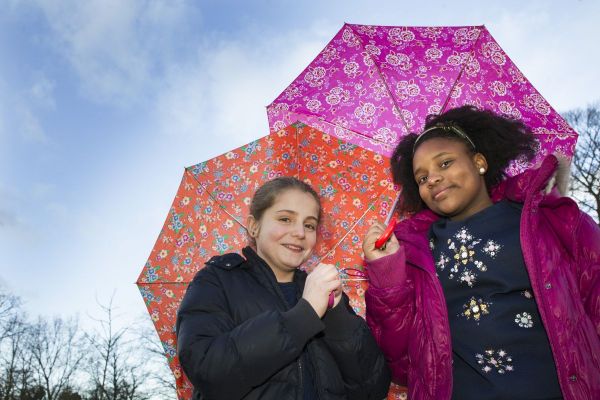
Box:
241 247 307 308
491 155 560 202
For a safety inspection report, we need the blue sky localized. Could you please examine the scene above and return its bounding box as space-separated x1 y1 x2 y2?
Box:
1 0 599 328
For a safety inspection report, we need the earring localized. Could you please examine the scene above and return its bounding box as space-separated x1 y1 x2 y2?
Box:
479 167 486 174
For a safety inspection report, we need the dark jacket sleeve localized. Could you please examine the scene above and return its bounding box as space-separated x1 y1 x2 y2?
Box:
321 292 391 400
364 247 415 385
176 266 325 400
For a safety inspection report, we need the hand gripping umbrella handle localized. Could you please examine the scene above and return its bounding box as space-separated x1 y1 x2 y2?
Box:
374 216 398 249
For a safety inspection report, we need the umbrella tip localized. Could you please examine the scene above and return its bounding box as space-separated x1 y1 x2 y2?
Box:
292 121 306 128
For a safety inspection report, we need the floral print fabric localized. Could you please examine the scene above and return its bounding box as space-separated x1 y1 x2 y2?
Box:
268 24 577 173
136 124 402 399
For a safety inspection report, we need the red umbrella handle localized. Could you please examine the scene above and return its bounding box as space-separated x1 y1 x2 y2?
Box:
374 216 397 249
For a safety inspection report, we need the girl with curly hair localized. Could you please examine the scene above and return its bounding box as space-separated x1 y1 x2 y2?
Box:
363 106 600 400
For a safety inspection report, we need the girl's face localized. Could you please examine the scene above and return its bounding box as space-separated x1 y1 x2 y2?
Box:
412 137 491 221
247 189 320 282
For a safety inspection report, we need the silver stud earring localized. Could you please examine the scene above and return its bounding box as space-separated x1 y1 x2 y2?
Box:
479 167 486 174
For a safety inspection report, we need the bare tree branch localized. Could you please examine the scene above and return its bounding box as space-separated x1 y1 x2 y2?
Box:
563 103 600 223
85 294 153 400
27 317 85 400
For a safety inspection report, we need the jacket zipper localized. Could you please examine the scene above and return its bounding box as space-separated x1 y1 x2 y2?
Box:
257 257 307 399
298 358 304 400
307 343 324 399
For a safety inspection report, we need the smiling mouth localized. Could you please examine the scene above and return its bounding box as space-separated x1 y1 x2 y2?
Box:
433 187 453 201
282 244 304 252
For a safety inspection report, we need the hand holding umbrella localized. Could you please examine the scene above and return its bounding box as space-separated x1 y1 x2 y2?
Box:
363 220 401 261
303 263 343 317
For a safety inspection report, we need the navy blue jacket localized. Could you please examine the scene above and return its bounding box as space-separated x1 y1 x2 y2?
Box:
177 247 390 400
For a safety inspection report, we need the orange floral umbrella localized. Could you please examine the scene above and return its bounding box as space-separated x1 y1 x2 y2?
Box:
136 123 400 399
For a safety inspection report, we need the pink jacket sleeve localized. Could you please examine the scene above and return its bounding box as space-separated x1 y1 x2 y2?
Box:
364 246 415 385
574 211 600 337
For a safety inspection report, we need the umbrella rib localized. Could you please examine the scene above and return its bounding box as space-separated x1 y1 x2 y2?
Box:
316 187 393 263
290 111 396 151
348 24 411 135
441 26 485 114
185 168 248 230
295 123 301 179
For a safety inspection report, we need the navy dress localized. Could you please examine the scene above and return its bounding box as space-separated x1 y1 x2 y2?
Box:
429 201 562 400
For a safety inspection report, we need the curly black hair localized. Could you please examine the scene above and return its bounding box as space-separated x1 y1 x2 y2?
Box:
391 106 538 213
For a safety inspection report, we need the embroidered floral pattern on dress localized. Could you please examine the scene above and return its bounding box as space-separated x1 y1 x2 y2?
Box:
453 243 476 266
461 297 491 322
436 253 451 271
522 290 533 299
434 227 502 287
482 239 502 257
455 227 475 243
515 312 533 328
459 270 476 286
476 349 514 374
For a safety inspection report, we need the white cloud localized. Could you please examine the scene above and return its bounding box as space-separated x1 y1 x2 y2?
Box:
0 75 55 150
33 0 198 107
30 75 56 109
154 21 335 161
487 2 600 112
12 20 342 327
0 81 6 143
18 106 48 143
0 209 17 228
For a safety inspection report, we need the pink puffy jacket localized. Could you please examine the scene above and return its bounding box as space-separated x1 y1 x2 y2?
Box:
365 156 600 399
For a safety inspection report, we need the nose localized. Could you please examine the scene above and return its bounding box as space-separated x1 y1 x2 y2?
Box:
291 222 306 238
292 223 306 239
427 173 442 186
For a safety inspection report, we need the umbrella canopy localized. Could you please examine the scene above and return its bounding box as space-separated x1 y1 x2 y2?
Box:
267 24 577 172
136 123 398 399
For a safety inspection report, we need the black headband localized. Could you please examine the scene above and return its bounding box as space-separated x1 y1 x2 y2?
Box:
413 123 476 154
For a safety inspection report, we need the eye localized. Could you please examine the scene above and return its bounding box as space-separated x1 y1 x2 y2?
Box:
279 217 291 223
440 159 453 168
416 175 428 185
304 223 317 231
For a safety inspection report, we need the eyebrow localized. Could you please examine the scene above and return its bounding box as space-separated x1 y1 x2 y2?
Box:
275 210 319 221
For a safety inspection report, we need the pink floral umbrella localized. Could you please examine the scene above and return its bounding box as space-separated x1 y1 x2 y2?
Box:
268 24 578 399
267 24 577 173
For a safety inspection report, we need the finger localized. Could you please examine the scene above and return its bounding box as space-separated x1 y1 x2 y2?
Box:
374 217 397 249
366 223 386 235
323 279 342 293
314 263 341 279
